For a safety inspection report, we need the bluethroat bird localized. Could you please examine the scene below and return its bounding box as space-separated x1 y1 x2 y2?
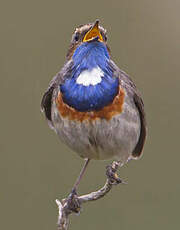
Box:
41 20 146 195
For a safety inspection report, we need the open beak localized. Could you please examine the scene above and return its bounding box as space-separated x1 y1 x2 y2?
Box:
83 20 103 42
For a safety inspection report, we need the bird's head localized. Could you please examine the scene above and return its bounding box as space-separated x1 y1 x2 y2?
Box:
66 20 109 60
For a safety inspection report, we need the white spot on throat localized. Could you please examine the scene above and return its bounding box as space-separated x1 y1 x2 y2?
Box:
76 66 104 86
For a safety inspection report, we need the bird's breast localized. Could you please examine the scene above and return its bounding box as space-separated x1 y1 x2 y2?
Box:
55 86 125 122
60 65 119 112
52 85 140 162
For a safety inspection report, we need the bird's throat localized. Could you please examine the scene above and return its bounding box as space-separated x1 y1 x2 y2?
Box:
60 42 119 112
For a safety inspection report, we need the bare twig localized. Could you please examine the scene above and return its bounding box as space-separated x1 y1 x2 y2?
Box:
56 161 124 230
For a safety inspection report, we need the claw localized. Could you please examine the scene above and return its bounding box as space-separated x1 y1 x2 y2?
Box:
67 190 81 213
70 188 77 196
106 164 126 185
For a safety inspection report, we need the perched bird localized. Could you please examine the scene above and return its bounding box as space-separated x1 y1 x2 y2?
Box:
41 20 146 194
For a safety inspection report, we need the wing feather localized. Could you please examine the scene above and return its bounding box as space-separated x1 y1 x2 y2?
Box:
119 69 147 158
41 60 73 129
109 60 147 157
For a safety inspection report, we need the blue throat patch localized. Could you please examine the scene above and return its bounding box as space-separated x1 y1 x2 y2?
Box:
60 41 119 112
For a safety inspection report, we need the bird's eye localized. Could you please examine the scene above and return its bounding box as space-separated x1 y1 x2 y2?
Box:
74 33 80 42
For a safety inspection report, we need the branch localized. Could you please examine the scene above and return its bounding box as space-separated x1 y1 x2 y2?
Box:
56 161 125 230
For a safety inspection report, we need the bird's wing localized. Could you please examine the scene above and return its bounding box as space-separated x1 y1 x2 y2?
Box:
41 81 55 129
120 69 147 158
110 60 147 158
41 60 73 129
132 91 147 158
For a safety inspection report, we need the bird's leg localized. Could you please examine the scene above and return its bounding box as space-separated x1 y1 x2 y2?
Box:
72 158 90 193
66 158 90 213
106 161 126 184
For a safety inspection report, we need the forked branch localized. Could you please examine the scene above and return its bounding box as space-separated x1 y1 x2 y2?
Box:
56 161 124 230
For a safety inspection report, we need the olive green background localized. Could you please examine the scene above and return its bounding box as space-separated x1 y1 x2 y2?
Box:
1 0 179 229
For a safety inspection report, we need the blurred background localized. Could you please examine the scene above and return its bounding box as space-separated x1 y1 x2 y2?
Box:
0 0 179 229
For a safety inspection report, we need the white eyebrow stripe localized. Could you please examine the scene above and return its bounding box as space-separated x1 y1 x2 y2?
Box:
76 66 104 86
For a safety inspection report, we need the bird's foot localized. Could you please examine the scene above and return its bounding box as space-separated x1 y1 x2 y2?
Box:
106 162 127 185
66 189 81 214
